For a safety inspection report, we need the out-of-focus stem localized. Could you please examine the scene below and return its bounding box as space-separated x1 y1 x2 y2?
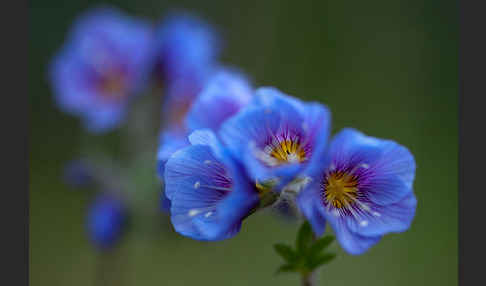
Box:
301 232 319 286
93 248 127 286
301 271 317 286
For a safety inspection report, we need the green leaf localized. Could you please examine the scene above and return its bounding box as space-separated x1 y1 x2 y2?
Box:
308 235 334 257
296 221 313 254
306 253 336 271
275 264 298 274
274 243 297 262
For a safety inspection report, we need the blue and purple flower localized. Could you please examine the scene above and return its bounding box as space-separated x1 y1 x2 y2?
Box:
155 12 221 132
164 130 260 240
49 6 154 133
219 87 331 189
154 12 220 85
157 69 253 175
297 128 417 255
86 194 128 250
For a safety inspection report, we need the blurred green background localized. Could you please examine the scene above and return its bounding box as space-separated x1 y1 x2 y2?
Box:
30 0 458 285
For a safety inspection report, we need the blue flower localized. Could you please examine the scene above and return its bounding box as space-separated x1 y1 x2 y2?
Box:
86 194 128 250
155 12 221 130
157 69 253 176
297 128 417 255
63 159 94 188
219 87 331 189
49 6 155 133
154 11 221 84
164 130 260 241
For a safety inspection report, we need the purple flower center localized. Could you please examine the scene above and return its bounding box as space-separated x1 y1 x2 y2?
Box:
98 70 127 101
321 170 359 209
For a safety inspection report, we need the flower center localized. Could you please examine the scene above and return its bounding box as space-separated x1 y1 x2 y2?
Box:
258 137 307 167
322 171 358 209
99 71 127 101
270 139 307 163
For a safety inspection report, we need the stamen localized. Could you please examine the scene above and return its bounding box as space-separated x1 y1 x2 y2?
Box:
322 171 359 209
263 135 307 166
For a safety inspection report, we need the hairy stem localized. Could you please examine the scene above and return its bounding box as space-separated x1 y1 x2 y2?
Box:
301 271 317 286
301 232 319 286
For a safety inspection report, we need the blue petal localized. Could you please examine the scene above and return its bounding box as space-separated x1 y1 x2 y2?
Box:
251 87 306 114
250 87 306 132
83 105 125 133
346 192 417 236
326 216 382 255
296 181 327 236
70 6 154 74
187 129 228 162
156 130 190 177
186 68 253 132
164 139 258 241
48 51 97 115
155 11 220 82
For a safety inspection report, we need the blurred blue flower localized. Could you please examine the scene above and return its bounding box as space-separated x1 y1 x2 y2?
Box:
49 6 155 133
297 128 417 255
164 130 259 241
63 159 94 188
219 87 331 189
155 12 221 134
154 11 221 85
86 194 128 250
157 69 253 176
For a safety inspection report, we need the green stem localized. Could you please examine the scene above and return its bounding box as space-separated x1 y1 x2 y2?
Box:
301 233 318 286
301 271 317 286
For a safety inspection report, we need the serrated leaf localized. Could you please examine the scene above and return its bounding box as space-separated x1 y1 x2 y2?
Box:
296 221 313 254
274 243 297 262
308 235 334 257
306 253 336 271
275 264 298 274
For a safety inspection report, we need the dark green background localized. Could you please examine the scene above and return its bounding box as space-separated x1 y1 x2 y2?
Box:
30 0 458 285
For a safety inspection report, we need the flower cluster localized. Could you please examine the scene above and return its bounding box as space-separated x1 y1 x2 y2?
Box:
50 6 417 256
151 19 417 254
161 85 417 254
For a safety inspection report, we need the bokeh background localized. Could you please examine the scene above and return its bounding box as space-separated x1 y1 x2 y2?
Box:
30 0 458 285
